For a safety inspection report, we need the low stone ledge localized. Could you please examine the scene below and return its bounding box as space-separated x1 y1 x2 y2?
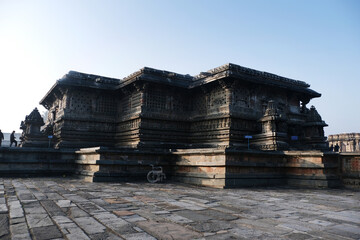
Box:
75 159 166 166
174 172 226 179
286 174 340 180
225 173 286 178
76 147 171 155
287 178 342 188
0 147 74 153
0 159 74 163
224 161 337 168
0 169 73 176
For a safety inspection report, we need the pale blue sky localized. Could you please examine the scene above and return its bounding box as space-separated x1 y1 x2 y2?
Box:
0 0 359 135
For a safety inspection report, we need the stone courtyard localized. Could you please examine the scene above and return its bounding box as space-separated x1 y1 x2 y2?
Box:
0 178 359 240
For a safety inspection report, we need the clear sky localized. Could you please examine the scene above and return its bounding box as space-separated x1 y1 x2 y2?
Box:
0 0 359 135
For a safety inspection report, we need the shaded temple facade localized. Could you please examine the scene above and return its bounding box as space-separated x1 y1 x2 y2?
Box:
24 63 328 150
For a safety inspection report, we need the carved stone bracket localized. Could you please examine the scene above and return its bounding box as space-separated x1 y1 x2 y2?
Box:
218 79 235 89
134 82 148 92
120 87 131 95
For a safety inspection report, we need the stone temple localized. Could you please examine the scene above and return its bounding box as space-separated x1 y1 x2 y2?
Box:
14 63 349 189
23 63 327 151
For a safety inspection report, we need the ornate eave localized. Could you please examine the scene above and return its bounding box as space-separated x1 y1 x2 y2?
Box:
40 71 120 109
59 71 120 89
190 63 321 98
40 64 322 109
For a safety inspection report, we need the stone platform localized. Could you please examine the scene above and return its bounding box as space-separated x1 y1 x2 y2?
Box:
0 178 359 240
2 147 360 189
75 147 342 188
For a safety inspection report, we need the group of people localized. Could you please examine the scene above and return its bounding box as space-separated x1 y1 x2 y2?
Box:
0 130 18 147
329 143 340 152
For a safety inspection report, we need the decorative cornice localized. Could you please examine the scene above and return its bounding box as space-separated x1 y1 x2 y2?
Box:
193 63 310 88
122 67 193 83
65 71 120 85
40 63 321 108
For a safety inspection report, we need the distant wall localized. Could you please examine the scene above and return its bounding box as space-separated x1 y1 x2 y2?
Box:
328 133 360 152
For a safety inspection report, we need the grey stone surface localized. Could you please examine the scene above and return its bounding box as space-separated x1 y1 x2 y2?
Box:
8 200 24 219
40 200 66 216
12 233 32 240
31 225 62 240
0 177 359 239
122 232 157 240
0 203 8 213
26 214 54 229
0 213 10 239
10 222 29 235
72 217 106 235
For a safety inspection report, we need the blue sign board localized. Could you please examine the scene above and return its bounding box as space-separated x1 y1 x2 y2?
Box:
291 136 298 141
244 135 253 139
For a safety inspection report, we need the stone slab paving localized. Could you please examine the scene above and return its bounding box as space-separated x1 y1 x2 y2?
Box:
0 178 359 240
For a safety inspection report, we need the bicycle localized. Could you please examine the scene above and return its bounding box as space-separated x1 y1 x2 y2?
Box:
147 165 166 183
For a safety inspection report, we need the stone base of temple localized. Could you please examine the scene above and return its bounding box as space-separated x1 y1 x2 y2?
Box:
1 147 357 189
73 147 343 188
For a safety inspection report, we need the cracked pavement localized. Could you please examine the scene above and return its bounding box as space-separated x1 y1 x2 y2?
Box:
0 177 359 239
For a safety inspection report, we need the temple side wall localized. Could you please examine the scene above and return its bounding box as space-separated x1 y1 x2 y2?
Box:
188 85 231 147
115 88 142 148
115 84 191 148
49 88 117 148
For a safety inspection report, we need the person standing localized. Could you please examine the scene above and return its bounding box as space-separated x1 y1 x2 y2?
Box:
10 131 17 147
0 129 4 147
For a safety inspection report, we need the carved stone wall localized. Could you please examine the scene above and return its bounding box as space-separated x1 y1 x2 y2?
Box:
32 63 327 150
42 88 117 148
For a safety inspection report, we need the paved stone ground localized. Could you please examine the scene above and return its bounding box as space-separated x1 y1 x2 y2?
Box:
0 178 359 240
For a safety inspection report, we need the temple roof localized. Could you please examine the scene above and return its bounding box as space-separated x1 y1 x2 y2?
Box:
40 71 120 108
119 67 193 89
190 63 321 97
40 63 321 108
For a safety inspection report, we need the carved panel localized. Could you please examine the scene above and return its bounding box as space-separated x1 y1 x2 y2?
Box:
69 91 93 112
96 95 116 114
118 91 142 117
117 118 141 131
191 86 227 117
191 118 230 132
145 87 186 112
